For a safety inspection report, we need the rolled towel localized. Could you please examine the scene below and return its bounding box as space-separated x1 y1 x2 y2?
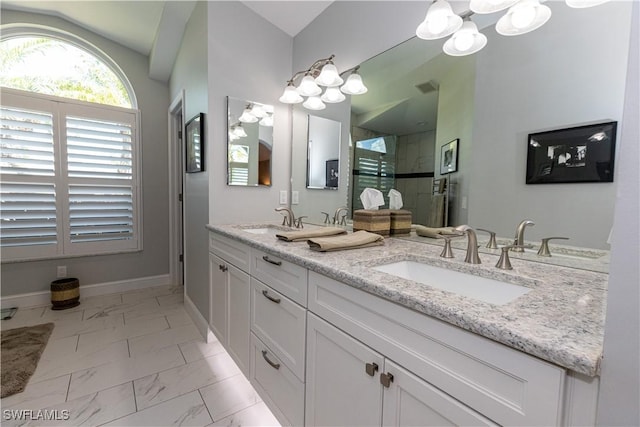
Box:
276 227 347 242
308 230 384 252
414 225 459 239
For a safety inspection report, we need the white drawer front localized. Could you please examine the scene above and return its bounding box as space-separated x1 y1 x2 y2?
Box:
308 271 565 427
250 333 305 427
209 232 251 273
251 249 308 306
251 278 306 381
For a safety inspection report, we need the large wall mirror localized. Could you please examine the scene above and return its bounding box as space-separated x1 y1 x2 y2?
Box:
307 115 342 189
227 96 274 186
289 1 633 272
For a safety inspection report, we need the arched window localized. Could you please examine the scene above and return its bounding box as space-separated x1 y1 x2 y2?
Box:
0 26 141 261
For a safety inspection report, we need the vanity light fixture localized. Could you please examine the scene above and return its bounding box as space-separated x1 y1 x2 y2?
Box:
279 55 368 110
418 0 611 56
238 105 258 123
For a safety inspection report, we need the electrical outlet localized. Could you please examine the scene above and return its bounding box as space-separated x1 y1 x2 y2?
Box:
57 266 67 278
279 190 288 205
291 191 299 205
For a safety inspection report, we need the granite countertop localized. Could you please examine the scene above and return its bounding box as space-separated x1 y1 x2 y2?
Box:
206 222 608 377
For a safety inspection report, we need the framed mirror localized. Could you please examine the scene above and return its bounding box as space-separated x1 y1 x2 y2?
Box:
227 96 274 186
307 115 342 189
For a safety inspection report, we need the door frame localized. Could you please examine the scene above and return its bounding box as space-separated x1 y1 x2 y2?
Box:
168 91 185 289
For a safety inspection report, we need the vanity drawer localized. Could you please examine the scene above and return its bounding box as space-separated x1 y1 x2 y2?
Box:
250 333 304 427
209 232 251 273
251 278 306 380
308 271 565 427
251 249 308 306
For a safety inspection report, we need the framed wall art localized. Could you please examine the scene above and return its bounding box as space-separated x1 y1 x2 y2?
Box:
440 139 459 175
526 121 617 184
186 113 204 173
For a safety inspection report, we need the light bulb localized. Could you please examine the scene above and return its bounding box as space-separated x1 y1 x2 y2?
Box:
454 31 474 52
321 87 346 103
279 85 303 104
303 96 326 111
511 3 536 29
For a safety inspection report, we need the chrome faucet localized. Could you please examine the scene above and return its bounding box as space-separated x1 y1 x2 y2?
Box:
454 225 481 264
333 206 348 226
512 220 535 252
275 207 296 228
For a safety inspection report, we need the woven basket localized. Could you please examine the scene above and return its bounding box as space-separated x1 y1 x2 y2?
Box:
50 278 80 310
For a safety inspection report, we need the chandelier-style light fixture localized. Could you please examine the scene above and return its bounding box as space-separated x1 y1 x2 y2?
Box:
236 103 274 127
279 55 368 110
417 0 611 57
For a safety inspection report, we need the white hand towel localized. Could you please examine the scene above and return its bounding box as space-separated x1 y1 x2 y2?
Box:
388 189 403 210
359 188 385 210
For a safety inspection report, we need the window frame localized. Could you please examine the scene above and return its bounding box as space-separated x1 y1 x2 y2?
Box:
1 87 143 263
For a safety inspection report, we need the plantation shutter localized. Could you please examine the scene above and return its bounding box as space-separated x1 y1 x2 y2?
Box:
0 88 140 261
66 115 134 243
352 150 395 211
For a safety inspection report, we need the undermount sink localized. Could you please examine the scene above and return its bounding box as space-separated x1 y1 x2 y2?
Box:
243 228 274 235
373 261 531 305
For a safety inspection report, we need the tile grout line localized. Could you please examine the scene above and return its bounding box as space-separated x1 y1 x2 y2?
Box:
64 372 72 402
198 388 216 423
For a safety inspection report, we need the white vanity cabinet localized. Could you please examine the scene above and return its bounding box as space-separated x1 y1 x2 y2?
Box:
208 233 252 375
306 312 496 427
307 271 567 427
248 249 308 426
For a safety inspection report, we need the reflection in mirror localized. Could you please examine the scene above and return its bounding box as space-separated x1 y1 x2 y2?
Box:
289 2 632 272
307 115 341 189
227 96 274 186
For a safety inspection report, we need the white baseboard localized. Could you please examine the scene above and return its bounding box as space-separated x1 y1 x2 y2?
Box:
184 294 213 342
1 274 174 309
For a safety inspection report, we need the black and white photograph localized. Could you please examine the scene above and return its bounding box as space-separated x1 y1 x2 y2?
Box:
186 113 204 173
526 122 617 184
440 139 459 175
325 159 339 188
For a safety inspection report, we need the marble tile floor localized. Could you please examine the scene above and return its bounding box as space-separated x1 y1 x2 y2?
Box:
0 285 280 427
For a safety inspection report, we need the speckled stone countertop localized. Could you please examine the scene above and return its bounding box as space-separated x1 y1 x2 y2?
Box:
206 222 608 377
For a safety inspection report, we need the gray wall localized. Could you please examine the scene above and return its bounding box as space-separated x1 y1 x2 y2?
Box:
207 1 293 225
597 2 639 423
1 10 170 296
468 2 631 249
169 1 209 320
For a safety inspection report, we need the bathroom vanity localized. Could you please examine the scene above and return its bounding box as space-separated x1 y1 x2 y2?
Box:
206 223 606 426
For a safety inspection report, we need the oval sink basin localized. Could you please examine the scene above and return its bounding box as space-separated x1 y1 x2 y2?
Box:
373 261 530 305
243 228 273 235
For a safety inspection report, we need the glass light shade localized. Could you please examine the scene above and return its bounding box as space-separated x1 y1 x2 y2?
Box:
469 0 519 14
566 0 610 8
341 72 368 95
262 104 274 114
232 125 247 138
443 21 487 56
279 84 303 104
259 114 273 127
303 96 326 111
314 63 344 87
496 0 551 36
321 87 346 103
250 104 267 118
238 108 258 123
228 132 239 142
416 0 463 40
298 75 322 96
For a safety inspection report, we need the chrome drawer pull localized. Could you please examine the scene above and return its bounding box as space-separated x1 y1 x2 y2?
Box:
262 255 282 266
262 290 281 304
261 350 280 370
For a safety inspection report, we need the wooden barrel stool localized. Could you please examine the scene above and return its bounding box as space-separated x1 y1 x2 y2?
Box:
50 278 80 310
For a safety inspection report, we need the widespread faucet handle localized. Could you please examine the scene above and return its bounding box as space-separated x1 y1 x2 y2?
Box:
496 244 534 270
436 233 465 258
476 228 498 249
321 212 331 224
295 216 307 229
537 237 570 257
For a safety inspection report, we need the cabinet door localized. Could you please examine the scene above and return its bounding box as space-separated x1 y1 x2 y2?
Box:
306 313 384 427
227 263 250 375
382 360 497 427
209 252 227 343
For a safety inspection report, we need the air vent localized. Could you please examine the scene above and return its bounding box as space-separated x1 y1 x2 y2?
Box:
415 80 439 94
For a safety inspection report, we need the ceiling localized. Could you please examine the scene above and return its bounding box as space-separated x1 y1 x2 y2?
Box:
1 0 333 81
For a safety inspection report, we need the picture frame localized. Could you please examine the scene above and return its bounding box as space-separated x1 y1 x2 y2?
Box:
325 159 339 189
526 121 617 184
440 139 459 175
186 113 204 173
